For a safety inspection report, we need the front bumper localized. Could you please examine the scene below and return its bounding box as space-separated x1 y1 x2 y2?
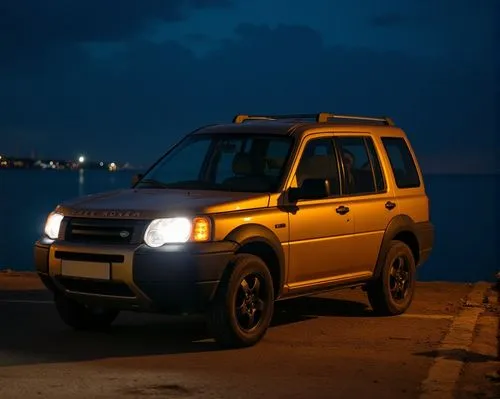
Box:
34 237 237 314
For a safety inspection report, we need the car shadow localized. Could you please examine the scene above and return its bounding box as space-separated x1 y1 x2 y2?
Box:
0 291 373 367
0 288 51 301
272 295 373 326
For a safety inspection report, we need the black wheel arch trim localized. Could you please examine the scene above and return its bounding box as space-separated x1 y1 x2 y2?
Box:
224 223 286 295
373 214 426 280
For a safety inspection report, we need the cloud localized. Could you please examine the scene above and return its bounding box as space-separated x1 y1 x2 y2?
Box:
0 22 496 173
184 33 212 43
191 0 232 8
415 0 499 14
369 13 415 28
0 0 232 60
369 1 499 29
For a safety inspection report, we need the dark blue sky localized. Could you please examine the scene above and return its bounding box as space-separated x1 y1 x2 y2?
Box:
0 0 498 173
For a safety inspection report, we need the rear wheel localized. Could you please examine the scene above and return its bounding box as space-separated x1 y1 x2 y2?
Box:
367 240 416 316
207 254 274 348
54 294 119 330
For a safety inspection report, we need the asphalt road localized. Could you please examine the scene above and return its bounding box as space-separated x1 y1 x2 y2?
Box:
0 275 495 399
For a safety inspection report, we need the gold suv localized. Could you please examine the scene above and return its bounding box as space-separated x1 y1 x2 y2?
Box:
34 112 434 348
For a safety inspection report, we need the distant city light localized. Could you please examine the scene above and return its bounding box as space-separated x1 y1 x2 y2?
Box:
99 162 104 167
78 156 85 163
108 162 117 172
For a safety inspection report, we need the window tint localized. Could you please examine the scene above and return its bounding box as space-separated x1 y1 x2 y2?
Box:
365 138 386 192
137 134 293 193
336 137 377 195
210 136 293 191
295 138 340 196
265 139 293 177
214 139 246 183
148 137 212 183
381 137 420 188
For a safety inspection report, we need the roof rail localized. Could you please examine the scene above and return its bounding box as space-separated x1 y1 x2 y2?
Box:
232 113 395 126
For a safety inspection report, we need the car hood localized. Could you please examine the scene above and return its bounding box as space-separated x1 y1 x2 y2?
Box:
56 188 271 219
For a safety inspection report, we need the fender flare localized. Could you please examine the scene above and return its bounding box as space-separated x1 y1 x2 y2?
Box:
373 214 418 279
224 223 286 292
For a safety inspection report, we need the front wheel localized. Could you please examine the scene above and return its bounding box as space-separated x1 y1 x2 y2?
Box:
367 240 416 316
207 254 275 348
54 294 119 330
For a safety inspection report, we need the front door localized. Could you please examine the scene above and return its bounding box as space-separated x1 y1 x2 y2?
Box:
285 135 355 288
335 135 397 275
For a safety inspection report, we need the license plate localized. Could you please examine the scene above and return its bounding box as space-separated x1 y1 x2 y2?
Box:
61 260 111 280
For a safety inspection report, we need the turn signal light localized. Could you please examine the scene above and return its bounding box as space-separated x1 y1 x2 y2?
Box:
192 217 210 242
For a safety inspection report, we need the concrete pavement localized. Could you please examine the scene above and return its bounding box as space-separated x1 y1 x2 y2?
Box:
0 272 498 398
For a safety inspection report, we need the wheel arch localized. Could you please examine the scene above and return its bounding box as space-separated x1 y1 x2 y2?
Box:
373 215 421 279
224 223 285 298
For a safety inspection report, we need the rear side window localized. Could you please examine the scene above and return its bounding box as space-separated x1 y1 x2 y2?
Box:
381 137 420 188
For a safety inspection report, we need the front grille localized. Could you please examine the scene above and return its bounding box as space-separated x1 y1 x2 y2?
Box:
54 251 124 263
63 218 147 245
56 277 136 297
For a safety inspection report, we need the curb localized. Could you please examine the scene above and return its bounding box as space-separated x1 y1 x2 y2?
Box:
418 282 497 398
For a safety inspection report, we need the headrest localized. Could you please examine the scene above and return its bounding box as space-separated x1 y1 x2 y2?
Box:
232 152 252 175
297 155 339 185
266 157 285 170
299 155 338 175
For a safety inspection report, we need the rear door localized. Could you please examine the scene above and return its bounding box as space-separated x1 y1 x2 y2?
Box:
380 136 428 222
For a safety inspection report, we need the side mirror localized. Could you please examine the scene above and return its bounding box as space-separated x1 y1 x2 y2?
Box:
131 173 143 186
288 178 329 202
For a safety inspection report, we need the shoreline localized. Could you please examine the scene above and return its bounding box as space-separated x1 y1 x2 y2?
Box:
1 169 499 176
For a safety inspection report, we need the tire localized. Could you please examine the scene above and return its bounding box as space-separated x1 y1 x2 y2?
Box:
207 253 275 348
367 240 416 316
54 294 119 331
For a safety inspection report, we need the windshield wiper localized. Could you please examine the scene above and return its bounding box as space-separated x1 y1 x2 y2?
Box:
136 178 169 188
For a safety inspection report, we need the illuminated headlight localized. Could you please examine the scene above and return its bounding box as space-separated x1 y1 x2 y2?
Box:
144 217 193 247
44 212 64 239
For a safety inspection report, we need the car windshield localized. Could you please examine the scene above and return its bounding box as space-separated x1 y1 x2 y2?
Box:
136 133 294 193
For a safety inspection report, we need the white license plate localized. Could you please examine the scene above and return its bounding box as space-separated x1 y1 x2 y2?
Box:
61 260 111 280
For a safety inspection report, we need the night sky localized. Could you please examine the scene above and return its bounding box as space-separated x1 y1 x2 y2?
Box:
0 0 498 173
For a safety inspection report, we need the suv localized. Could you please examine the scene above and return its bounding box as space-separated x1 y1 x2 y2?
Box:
34 112 434 348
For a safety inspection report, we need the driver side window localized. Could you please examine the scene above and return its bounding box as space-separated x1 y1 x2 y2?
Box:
295 137 341 196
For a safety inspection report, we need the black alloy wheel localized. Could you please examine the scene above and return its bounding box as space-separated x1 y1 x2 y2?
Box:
367 240 416 316
207 253 275 348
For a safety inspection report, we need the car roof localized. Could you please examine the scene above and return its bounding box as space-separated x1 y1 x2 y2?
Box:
190 113 407 140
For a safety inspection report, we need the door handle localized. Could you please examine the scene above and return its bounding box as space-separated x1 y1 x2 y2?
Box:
336 205 350 215
385 201 396 210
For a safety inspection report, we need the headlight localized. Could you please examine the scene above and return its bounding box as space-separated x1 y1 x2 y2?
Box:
44 212 64 239
144 217 210 247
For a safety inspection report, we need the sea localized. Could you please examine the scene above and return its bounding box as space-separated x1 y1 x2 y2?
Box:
0 169 498 282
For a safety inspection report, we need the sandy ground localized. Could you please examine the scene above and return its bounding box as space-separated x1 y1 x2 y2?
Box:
0 271 498 399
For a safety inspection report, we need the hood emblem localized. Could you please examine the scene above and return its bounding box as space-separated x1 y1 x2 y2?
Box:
69 209 142 218
119 230 130 238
